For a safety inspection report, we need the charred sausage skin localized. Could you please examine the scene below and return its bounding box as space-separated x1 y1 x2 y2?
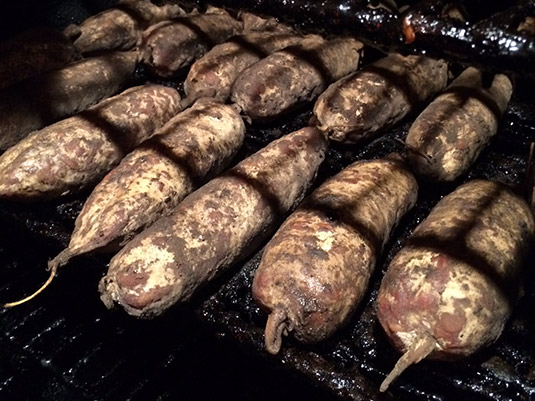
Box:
377 179 535 391
50 99 245 268
0 84 180 200
230 35 363 121
99 127 328 318
141 7 243 78
184 28 303 104
252 156 418 354
314 53 448 144
63 0 184 55
0 51 138 150
406 67 513 182
0 27 76 90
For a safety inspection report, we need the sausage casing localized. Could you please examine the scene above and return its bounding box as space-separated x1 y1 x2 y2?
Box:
51 99 245 268
230 36 363 121
184 28 303 104
252 156 418 353
141 7 243 77
64 0 184 55
99 126 328 317
314 53 449 144
0 51 138 150
0 84 180 200
406 67 513 181
377 179 534 391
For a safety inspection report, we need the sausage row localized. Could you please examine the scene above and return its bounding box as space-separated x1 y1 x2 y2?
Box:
49 98 245 270
99 126 328 317
0 2 530 396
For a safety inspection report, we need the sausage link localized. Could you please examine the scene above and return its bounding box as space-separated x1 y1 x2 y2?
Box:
63 0 184 55
314 53 449 144
141 7 243 78
377 179 535 391
406 67 513 181
0 84 181 200
0 51 138 150
183 28 303 104
99 126 328 317
252 156 418 353
0 27 77 90
50 99 245 268
230 36 363 121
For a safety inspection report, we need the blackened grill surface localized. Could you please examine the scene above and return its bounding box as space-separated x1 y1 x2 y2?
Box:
1 1 535 400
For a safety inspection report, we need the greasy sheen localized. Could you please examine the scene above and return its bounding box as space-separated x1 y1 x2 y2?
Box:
100 127 328 317
0 84 181 200
252 157 418 353
314 53 449 144
406 67 513 181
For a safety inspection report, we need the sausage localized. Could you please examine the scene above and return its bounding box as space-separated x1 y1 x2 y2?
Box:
0 51 138 150
99 126 328 318
49 98 245 270
183 27 303 105
376 179 535 392
313 53 449 144
252 156 418 354
0 26 77 90
63 0 184 55
230 35 363 121
0 84 180 200
140 7 243 78
405 67 513 182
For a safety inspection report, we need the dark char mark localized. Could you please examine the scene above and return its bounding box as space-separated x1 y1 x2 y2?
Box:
407 183 529 308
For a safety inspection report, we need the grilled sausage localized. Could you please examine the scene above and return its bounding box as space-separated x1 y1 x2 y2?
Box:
230 35 363 121
183 27 303 105
49 98 245 270
252 156 418 354
0 26 77 90
313 53 449 144
0 84 180 200
376 179 534 392
0 51 138 150
140 7 243 78
406 67 513 182
63 0 184 55
99 126 328 318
